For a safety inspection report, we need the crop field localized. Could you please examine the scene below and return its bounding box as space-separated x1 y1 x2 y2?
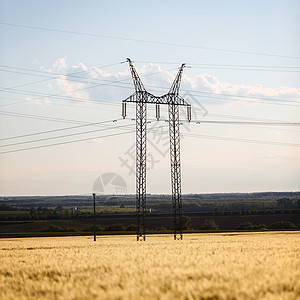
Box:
0 232 299 299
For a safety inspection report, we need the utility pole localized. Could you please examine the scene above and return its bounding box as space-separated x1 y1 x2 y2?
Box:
122 58 191 240
93 193 96 241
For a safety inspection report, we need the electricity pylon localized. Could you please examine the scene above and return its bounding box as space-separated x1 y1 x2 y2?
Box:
122 58 191 240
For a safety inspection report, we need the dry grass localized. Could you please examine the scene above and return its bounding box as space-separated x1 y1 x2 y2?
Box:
0 232 299 299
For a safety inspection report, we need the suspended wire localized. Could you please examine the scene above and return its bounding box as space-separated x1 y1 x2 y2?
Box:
1 99 299 147
0 110 96 125
1 104 299 144
1 22 299 60
0 123 135 148
0 118 122 141
1 111 298 145
189 120 300 126
0 61 123 91
183 133 300 148
1 123 299 155
0 66 179 107
0 124 169 155
185 92 300 108
150 118 300 126
0 64 177 90
135 61 300 72
0 130 133 154
0 100 25 107
1 68 299 108
1 102 299 133
2 79 299 109
135 61 300 69
1 62 299 108
203 113 300 133
1 61 299 152
206 112 293 123
184 89 300 105
3 118 299 149
189 67 300 72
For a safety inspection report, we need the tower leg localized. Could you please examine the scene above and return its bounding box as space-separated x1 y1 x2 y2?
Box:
168 104 183 240
136 99 147 241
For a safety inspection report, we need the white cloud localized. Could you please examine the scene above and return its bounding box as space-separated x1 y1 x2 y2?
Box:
88 138 104 144
53 58 67 71
26 97 41 105
44 60 300 106
56 74 90 103
182 73 300 103
43 97 51 105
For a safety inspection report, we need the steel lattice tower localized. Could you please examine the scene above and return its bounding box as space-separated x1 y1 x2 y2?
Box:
122 58 191 240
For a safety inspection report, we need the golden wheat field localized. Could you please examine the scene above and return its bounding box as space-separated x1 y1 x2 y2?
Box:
0 232 299 300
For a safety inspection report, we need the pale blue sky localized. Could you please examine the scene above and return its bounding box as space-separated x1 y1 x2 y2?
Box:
0 0 299 195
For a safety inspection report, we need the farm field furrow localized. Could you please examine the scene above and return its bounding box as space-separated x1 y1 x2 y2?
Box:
0 232 299 299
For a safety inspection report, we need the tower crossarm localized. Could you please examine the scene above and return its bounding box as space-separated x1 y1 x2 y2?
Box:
127 58 146 93
168 63 186 96
123 93 190 106
159 94 190 106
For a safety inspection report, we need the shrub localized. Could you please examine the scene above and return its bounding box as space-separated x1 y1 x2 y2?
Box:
252 224 268 230
154 226 167 231
64 227 78 232
105 223 126 231
236 221 253 230
125 224 138 231
269 221 296 230
84 225 104 232
41 225 78 232
200 219 219 230
41 225 63 232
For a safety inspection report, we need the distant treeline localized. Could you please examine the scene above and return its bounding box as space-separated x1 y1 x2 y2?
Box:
1 192 299 208
40 219 299 233
149 199 300 212
0 197 300 221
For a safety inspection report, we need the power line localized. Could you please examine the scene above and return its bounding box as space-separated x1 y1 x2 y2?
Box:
2 103 298 143
192 120 300 126
2 78 300 109
0 130 134 155
185 91 300 107
1 63 299 108
0 64 178 90
0 66 179 107
151 119 300 126
0 110 95 125
206 112 294 123
2 63 300 90
1 118 298 155
183 133 300 148
189 66 300 73
0 124 169 155
0 62 123 90
0 67 134 93
0 123 135 148
204 113 300 133
0 118 122 141
135 61 300 72
2 65 300 106
1 22 299 60
1 111 298 144
135 61 300 69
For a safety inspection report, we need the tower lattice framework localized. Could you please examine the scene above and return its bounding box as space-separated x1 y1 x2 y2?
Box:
122 58 191 240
